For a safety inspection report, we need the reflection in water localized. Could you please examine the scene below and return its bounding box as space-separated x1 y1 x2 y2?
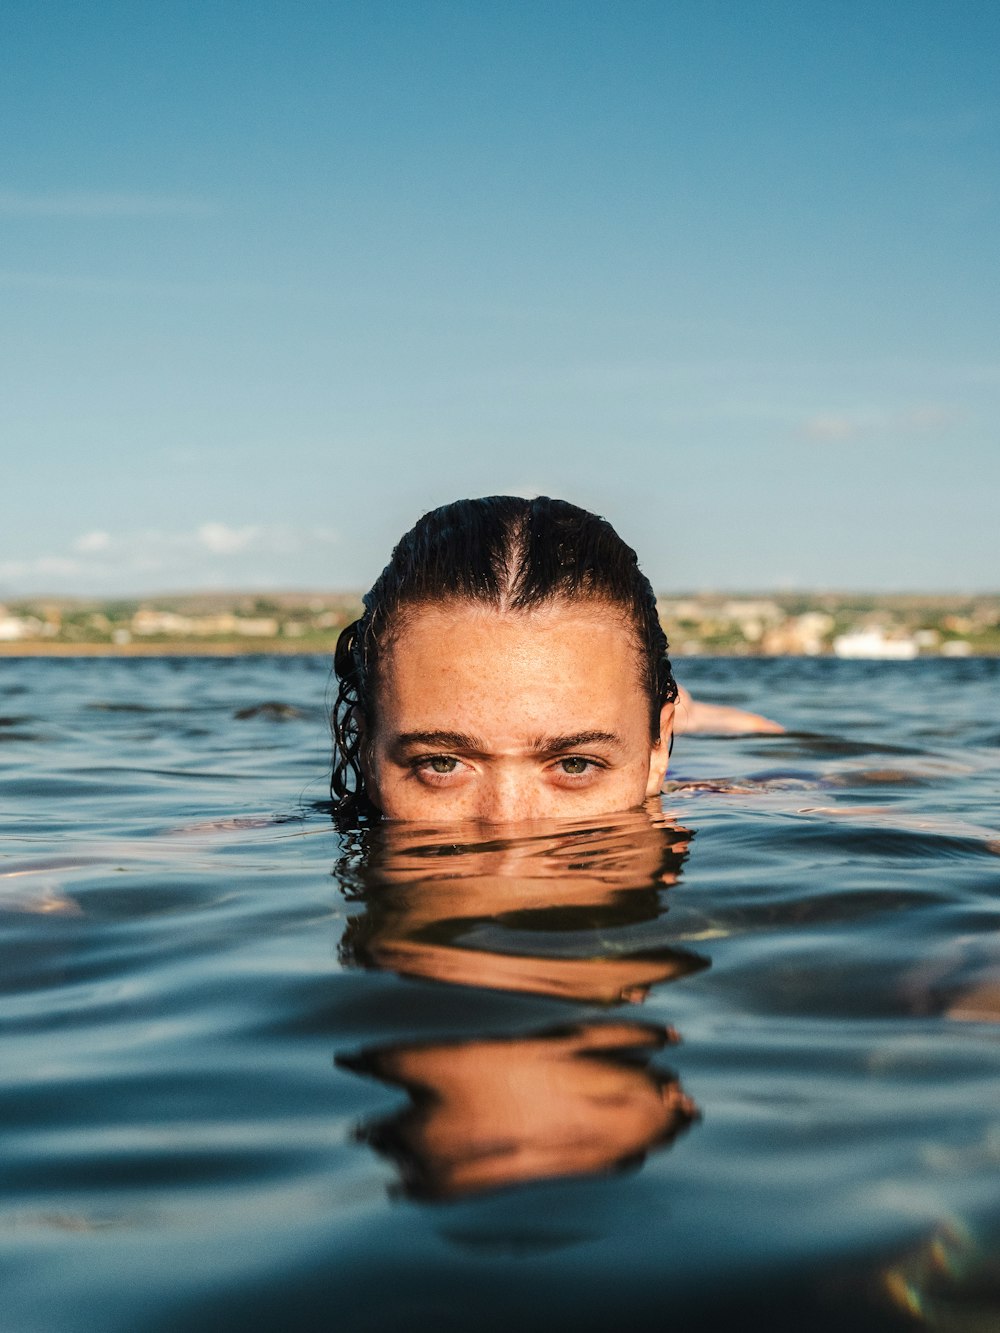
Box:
341 1021 696 1200
337 808 707 1003
335 807 706 1198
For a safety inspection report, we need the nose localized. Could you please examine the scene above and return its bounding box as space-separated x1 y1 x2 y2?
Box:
475 768 535 825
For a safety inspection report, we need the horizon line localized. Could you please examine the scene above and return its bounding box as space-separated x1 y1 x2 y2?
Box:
3 585 1000 603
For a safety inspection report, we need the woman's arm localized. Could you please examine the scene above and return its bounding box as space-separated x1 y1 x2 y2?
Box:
673 683 784 736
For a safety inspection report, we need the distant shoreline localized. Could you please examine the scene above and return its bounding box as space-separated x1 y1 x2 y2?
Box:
3 590 999 657
0 641 338 658
3 641 998 660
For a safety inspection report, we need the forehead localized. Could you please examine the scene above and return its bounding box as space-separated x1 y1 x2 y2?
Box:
374 600 649 735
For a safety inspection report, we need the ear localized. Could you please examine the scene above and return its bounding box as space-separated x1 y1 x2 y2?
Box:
645 701 674 798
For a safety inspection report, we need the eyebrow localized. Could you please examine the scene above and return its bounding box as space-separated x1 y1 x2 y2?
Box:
393 730 486 752
530 731 625 755
391 729 625 755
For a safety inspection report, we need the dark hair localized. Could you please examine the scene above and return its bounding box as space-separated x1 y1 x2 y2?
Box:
331 495 677 818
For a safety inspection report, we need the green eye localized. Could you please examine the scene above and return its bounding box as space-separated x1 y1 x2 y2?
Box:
559 757 590 775
428 756 457 774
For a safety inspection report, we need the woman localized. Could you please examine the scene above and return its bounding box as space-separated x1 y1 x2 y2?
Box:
332 495 780 822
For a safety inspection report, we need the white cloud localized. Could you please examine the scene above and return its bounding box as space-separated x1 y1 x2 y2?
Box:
34 557 83 577
0 555 82 581
74 530 112 553
197 522 259 555
901 405 962 432
803 415 858 442
801 403 962 443
0 190 217 218
0 271 280 302
0 521 344 595
308 526 341 545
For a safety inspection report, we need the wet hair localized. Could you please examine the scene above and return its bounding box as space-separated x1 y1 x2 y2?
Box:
331 495 677 818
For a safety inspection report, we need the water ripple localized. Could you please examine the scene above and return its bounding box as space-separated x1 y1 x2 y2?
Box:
2 656 1000 1331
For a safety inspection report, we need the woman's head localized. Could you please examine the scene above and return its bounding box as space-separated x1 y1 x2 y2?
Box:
332 496 678 821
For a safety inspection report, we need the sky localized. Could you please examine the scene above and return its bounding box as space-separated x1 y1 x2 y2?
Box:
2 0 998 596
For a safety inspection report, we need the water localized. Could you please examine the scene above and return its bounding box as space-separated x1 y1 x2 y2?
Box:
2 654 1000 1331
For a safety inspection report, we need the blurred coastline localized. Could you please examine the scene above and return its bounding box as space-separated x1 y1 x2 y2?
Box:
2 590 999 658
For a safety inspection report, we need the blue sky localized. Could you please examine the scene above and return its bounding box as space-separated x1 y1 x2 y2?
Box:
2 0 998 595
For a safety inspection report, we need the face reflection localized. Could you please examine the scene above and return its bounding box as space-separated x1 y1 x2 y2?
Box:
343 809 703 1004
338 811 704 1199
348 1022 697 1200
364 601 673 824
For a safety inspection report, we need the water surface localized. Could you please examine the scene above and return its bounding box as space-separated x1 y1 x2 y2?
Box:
2 655 1000 1331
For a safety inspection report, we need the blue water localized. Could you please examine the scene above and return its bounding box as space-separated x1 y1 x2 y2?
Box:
2 654 1000 1331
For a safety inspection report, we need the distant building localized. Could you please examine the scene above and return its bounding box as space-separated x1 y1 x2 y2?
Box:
763 612 834 656
232 617 279 637
833 629 918 660
719 599 784 624
131 609 279 638
132 610 196 636
0 616 26 641
0 612 44 641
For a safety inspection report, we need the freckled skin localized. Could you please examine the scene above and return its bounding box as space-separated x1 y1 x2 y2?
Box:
364 601 673 823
